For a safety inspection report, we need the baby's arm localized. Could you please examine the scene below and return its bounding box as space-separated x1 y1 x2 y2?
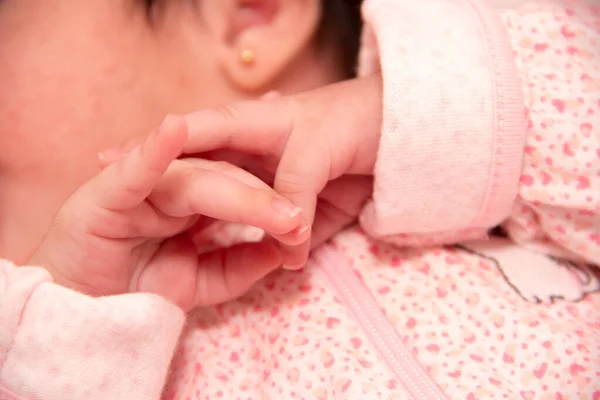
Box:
0 115 309 399
0 260 184 400
357 0 600 267
356 0 600 304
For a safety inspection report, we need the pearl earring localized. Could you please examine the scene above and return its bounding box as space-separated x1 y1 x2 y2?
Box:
240 49 255 65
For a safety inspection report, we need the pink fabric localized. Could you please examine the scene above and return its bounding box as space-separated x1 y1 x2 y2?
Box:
323 229 600 399
358 0 527 243
499 0 600 266
1 1 599 399
0 260 185 400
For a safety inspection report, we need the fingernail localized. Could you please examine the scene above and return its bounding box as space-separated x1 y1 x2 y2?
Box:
297 222 311 236
261 91 281 100
97 147 124 163
273 198 302 218
159 114 180 132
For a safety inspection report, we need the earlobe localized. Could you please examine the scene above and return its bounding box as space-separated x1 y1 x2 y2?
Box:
217 0 321 93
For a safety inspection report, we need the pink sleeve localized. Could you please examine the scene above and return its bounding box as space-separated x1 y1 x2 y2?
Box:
0 260 185 400
357 0 527 246
498 0 600 265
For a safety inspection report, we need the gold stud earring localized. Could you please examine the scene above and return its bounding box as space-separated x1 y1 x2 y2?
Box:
240 49 255 65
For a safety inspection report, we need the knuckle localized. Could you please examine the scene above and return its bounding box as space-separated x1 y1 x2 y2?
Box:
177 165 202 186
213 104 240 125
166 167 199 214
276 171 315 196
211 104 242 148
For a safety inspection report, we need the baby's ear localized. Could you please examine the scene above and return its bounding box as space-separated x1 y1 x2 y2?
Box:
206 0 321 93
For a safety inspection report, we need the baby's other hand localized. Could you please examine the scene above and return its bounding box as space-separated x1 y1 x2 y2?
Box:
183 75 383 268
28 116 309 310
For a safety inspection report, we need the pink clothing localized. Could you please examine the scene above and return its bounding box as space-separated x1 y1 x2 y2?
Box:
359 0 526 242
0 263 185 400
1 0 599 399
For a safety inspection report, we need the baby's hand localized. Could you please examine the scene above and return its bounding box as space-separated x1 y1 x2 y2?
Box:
28 116 308 310
182 76 382 268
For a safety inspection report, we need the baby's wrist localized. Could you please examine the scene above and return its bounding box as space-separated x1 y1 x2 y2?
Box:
27 240 81 293
348 75 383 176
27 247 60 283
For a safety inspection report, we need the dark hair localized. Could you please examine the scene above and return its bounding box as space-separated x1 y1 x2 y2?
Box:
320 0 363 78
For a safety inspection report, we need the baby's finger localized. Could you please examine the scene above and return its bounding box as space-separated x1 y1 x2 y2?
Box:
137 236 283 310
310 176 373 249
268 222 312 249
261 91 281 101
93 115 187 211
193 240 283 307
274 141 330 269
180 159 311 246
97 147 128 169
179 158 268 190
183 99 292 157
149 165 305 237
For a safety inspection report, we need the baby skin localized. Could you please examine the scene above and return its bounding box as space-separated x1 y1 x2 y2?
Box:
30 76 385 309
30 115 310 310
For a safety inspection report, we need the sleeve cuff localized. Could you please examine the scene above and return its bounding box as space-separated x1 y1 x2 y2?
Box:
0 260 185 400
358 0 526 239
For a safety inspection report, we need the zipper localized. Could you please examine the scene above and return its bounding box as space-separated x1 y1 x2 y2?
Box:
313 245 448 400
